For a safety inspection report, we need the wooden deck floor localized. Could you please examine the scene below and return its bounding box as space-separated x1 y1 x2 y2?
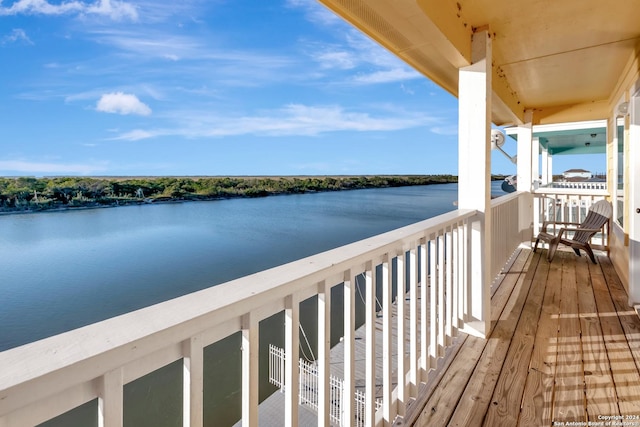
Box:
406 247 640 427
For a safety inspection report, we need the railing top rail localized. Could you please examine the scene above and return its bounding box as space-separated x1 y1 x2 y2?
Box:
533 188 609 196
0 208 477 413
490 190 525 208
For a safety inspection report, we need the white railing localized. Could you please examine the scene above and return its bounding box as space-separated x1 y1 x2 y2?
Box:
533 187 610 249
540 181 607 190
0 202 524 427
268 344 382 427
490 191 525 280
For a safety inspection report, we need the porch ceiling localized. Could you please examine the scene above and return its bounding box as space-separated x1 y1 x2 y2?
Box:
317 0 640 126
506 120 607 155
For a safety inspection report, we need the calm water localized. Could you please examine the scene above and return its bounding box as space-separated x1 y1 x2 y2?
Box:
0 182 504 426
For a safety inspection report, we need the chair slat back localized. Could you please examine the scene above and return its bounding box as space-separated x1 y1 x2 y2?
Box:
573 200 612 243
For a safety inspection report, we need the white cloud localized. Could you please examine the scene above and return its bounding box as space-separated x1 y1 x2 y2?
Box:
85 0 137 21
285 0 342 27
430 125 458 136
314 49 356 70
96 92 152 116
0 160 107 175
110 103 438 141
294 8 420 85
0 0 138 21
114 129 156 140
1 28 33 45
352 68 421 85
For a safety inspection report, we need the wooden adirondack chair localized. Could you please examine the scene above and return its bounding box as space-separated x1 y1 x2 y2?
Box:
533 199 612 263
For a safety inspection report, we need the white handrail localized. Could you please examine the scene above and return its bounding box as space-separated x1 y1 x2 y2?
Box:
490 192 524 280
540 181 607 190
1 208 484 427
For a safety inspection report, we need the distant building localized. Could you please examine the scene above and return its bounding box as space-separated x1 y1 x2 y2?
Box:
562 168 592 181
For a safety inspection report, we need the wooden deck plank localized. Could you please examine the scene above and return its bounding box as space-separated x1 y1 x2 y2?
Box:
410 249 637 427
411 249 532 426
483 251 548 427
519 252 562 426
575 255 618 420
447 250 537 427
552 251 587 423
596 257 640 414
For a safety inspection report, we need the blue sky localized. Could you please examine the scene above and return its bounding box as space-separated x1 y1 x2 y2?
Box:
0 0 603 177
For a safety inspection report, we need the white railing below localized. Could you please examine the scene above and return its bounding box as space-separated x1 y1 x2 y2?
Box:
268 344 382 427
0 196 528 427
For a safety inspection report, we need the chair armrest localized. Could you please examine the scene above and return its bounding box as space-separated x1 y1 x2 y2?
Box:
560 227 602 234
552 221 583 227
541 220 581 232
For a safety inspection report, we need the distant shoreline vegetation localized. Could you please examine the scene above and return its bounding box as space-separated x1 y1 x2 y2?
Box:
0 175 506 214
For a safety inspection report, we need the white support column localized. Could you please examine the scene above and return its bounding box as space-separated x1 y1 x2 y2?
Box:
532 137 540 187
457 29 492 338
541 146 550 185
517 111 534 191
241 313 259 427
317 281 331 427
540 147 549 185
183 336 204 427
517 110 535 243
284 294 300 427
628 91 640 306
98 368 123 427
531 137 541 240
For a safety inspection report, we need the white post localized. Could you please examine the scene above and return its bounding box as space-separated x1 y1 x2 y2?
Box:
517 110 535 243
542 147 553 184
395 252 407 416
517 112 534 191
183 336 204 427
381 255 395 423
317 281 331 427
457 29 492 338
343 270 356 425
284 294 300 427
241 313 259 427
629 91 640 306
532 137 540 188
419 241 429 380
408 248 419 394
364 262 376 427
541 146 550 185
98 368 123 427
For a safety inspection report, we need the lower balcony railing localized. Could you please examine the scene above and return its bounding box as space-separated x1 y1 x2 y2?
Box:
0 194 526 427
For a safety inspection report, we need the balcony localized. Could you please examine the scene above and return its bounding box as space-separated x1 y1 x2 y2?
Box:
0 190 632 427
408 245 638 426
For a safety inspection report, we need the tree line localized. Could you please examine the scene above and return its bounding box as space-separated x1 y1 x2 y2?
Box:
0 175 500 213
